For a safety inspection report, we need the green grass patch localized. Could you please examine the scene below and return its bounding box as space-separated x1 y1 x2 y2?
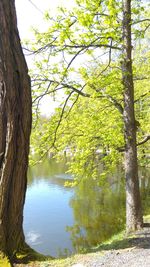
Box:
0 253 11 267
15 245 53 265
89 229 132 252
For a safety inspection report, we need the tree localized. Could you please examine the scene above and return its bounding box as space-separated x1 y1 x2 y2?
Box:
121 0 143 231
29 0 150 232
0 0 32 263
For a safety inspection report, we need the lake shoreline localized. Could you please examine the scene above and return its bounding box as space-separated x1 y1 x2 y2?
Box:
24 160 150 257
12 215 150 267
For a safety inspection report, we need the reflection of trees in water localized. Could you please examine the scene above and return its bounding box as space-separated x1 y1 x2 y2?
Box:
28 159 67 180
27 159 74 190
68 168 150 252
68 174 126 252
140 167 150 215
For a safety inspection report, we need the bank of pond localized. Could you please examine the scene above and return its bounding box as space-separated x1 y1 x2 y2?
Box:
23 159 150 258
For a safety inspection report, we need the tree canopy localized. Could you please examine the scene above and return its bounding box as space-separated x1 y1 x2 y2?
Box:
29 0 150 171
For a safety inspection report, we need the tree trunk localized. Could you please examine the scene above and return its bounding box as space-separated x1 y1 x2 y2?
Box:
0 0 32 260
122 0 143 232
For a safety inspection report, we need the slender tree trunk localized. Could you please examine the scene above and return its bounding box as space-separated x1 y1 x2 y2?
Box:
0 0 32 260
122 0 143 232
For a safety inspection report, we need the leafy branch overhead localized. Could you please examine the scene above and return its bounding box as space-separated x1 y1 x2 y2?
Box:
29 0 150 173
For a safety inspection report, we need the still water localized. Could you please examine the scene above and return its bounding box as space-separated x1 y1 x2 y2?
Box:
23 159 150 257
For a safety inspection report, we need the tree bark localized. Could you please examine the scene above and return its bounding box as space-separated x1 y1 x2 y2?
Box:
122 0 143 232
0 0 32 260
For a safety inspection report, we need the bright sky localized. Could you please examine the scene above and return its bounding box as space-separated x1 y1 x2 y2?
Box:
15 0 74 116
16 0 74 39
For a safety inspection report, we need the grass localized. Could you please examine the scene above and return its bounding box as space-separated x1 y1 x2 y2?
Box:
90 230 130 251
0 245 52 267
0 253 11 267
14 245 53 266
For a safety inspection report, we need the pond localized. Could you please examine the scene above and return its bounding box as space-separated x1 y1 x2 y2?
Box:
23 159 150 257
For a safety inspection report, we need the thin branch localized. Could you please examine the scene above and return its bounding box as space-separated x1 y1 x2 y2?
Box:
65 47 86 72
64 37 105 72
132 19 150 25
23 40 121 55
117 135 150 152
94 13 109 16
65 91 83 119
52 91 74 147
94 87 124 114
106 95 123 114
55 43 121 50
23 37 58 55
137 135 150 146
144 23 150 32
33 81 51 105
32 87 62 104
96 38 113 78
27 0 44 14
133 76 149 81
61 82 90 97
134 90 150 103
32 78 90 98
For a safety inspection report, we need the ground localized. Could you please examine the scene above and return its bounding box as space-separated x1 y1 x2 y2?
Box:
6 216 150 267
13 219 150 267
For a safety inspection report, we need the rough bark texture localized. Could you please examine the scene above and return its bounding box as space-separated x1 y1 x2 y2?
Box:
0 0 32 260
122 0 143 232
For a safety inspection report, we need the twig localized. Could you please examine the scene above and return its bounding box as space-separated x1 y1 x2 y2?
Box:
137 135 150 146
52 91 74 147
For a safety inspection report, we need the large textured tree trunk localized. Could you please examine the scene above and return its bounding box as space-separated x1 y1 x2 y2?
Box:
0 0 32 261
122 0 143 232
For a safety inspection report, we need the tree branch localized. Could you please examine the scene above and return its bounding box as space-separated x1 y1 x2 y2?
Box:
65 93 80 119
132 19 150 25
117 135 150 152
23 39 121 55
54 43 121 50
32 78 90 98
52 91 74 147
134 90 150 103
137 135 150 146
96 38 113 78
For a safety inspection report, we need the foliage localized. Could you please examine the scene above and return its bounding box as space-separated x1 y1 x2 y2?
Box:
28 0 150 182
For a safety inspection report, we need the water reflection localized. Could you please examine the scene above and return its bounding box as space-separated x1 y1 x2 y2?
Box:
68 167 150 252
26 230 42 245
140 167 150 215
68 172 126 252
24 160 74 257
24 160 150 257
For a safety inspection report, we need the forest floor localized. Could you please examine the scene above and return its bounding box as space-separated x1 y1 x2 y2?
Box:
13 216 150 267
